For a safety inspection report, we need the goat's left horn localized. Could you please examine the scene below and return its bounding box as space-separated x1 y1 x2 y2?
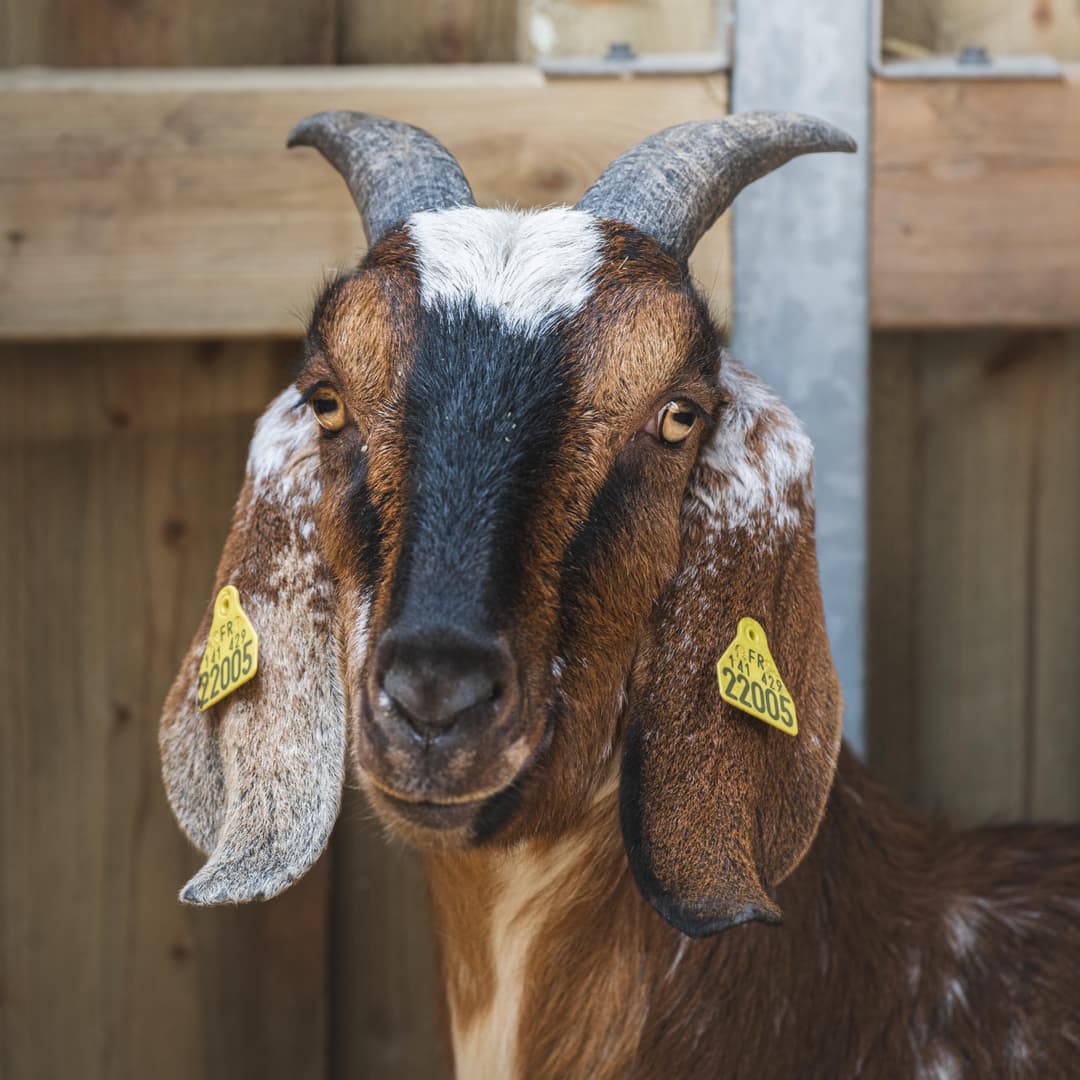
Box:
576 112 856 262
288 110 476 246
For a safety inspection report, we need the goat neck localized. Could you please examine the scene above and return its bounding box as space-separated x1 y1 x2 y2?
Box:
425 747 1080 1079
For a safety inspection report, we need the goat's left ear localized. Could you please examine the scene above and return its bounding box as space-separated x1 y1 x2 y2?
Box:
159 388 346 905
621 357 843 937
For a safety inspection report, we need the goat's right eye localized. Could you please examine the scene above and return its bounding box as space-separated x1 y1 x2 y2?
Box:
310 387 347 433
642 400 698 446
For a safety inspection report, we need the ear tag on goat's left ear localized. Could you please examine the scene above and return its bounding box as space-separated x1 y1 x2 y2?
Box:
717 617 797 736
196 585 259 712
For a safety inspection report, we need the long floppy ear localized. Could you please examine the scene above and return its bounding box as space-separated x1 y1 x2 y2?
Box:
621 355 843 937
159 388 347 905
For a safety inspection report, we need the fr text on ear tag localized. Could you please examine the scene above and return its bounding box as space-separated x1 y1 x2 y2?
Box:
716 617 797 736
197 585 259 712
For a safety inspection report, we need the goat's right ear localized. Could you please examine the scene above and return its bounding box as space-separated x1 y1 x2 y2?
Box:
620 358 843 937
159 388 347 905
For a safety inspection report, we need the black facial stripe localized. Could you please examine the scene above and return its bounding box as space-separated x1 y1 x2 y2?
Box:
346 458 383 585
687 289 724 381
388 301 573 634
554 456 640 650
471 782 524 846
471 700 557 846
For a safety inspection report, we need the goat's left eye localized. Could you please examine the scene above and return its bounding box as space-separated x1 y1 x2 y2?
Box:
652 401 697 445
310 387 347 433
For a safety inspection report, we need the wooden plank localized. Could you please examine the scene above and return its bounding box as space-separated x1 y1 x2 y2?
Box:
867 331 1080 825
1029 333 1080 820
0 342 330 1080
519 0 728 61
880 0 936 57
339 0 517 63
10 66 1080 335
331 792 447 1080
883 0 1080 62
872 71 1080 329
3 4 337 1079
3 0 335 66
866 333 921 807
0 67 731 340
0 0 10 67
917 333 1039 823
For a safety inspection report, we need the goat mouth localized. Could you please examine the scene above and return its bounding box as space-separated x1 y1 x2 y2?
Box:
353 690 558 842
361 767 512 810
357 715 552 840
369 787 490 831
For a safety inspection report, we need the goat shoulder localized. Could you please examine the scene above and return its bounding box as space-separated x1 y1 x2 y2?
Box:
428 747 1080 1079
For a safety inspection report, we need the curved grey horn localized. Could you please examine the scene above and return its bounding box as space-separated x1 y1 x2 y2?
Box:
576 112 856 262
288 110 475 245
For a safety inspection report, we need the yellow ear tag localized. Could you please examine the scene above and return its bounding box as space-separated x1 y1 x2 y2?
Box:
716 617 797 736
197 585 259 712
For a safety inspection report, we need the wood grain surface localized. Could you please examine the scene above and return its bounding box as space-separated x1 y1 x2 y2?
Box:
1 67 730 340
872 72 1080 329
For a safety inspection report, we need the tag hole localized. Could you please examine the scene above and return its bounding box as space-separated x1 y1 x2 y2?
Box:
748 629 757 642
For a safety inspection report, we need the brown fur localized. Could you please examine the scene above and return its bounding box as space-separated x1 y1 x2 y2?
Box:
161 212 1080 1073
299 225 724 849
626 493 841 927
160 389 345 903
426 749 1079 1078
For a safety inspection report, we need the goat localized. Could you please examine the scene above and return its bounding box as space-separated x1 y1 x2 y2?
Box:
160 111 1080 1078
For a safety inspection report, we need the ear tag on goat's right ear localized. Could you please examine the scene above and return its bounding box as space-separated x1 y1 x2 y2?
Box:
197 585 259 712
716 617 797 736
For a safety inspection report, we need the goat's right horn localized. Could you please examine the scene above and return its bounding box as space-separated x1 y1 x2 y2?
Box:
577 112 856 262
288 110 476 246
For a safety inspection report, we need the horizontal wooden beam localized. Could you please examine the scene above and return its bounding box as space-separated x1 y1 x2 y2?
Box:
872 69 1080 329
0 66 729 341
8 67 1079 337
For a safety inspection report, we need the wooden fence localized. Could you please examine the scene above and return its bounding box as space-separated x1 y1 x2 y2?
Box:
867 8 1080 824
2 1 1078 1078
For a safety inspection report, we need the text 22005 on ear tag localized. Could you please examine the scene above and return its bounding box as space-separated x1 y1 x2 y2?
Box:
197 585 258 712
716 617 797 736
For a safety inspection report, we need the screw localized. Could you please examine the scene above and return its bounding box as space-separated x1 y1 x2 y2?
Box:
957 45 991 66
605 42 637 62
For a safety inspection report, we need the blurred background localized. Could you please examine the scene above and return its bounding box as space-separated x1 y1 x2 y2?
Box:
2 1 1078 1077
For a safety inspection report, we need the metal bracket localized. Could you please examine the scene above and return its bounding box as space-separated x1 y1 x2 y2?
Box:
539 45 728 78
870 0 1064 80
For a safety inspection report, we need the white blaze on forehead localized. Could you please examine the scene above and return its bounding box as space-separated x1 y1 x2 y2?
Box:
406 206 604 332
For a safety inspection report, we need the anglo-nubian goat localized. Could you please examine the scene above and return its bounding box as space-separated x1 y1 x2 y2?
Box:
160 112 1080 1078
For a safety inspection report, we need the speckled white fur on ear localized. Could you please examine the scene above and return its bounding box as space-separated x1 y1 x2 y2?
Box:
693 353 814 539
160 388 352 904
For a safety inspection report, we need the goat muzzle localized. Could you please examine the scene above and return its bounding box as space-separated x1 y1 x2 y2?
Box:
354 623 535 833
373 626 517 745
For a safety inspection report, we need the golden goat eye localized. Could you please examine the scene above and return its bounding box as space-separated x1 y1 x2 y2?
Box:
656 401 697 445
310 387 347 433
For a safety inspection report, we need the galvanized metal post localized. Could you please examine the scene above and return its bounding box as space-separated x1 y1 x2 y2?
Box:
732 1 871 753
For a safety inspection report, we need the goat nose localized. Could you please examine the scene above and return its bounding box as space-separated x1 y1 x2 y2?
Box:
383 664 497 734
377 632 512 739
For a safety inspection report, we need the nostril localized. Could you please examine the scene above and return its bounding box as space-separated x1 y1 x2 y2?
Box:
379 652 505 738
